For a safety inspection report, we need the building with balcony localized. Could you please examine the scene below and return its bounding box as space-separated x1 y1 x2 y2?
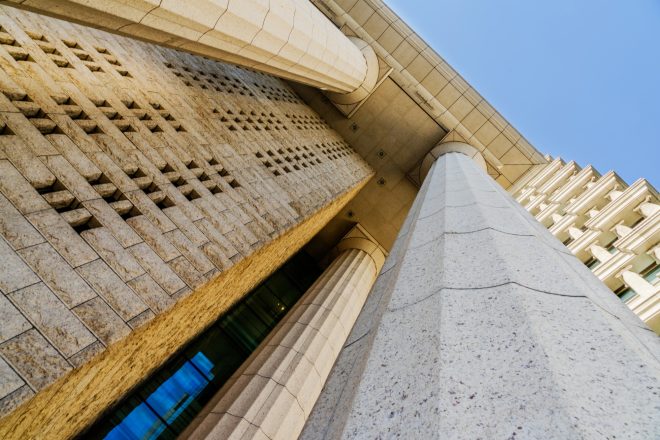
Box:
511 159 659 332
0 1 657 439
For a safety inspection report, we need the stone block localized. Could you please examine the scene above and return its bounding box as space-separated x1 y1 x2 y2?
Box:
17 242 96 307
68 341 104 368
127 273 174 313
0 295 31 344
76 259 148 321
167 255 204 288
82 199 141 248
0 193 44 250
0 237 39 294
126 215 180 262
127 309 155 329
0 329 71 390
0 136 57 190
165 229 214 274
9 282 97 358
0 384 33 419
80 228 145 282
0 160 50 215
0 356 24 402
25 209 97 268
72 297 131 345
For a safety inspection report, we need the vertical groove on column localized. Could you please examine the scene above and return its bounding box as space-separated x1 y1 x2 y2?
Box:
300 158 445 440
6 1 368 93
185 248 378 440
303 152 660 439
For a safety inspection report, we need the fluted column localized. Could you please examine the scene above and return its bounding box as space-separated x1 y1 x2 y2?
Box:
302 142 660 439
185 233 384 440
6 0 374 94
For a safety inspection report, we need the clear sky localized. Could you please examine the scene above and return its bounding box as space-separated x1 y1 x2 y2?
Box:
384 0 659 187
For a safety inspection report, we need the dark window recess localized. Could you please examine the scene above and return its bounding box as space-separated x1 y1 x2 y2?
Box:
185 189 201 201
585 257 600 269
82 251 321 440
614 284 637 302
37 178 80 213
2 91 61 134
0 122 14 135
155 195 175 210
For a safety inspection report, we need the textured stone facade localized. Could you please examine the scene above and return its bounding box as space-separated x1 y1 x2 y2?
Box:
0 6 371 418
303 148 659 439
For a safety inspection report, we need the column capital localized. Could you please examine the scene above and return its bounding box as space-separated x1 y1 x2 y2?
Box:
303 145 660 439
327 37 379 105
419 140 487 182
336 237 385 272
334 224 386 273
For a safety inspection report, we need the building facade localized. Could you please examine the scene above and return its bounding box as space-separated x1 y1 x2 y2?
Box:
0 1 657 439
510 158 660 332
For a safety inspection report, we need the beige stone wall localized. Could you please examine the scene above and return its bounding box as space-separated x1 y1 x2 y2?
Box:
0 6 371 421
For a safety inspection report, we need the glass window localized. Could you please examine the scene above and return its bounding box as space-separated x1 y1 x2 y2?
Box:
585 257 600 269
605 237 618 254
184 327 246 385
642 263 660 285
84 251 321 440
220 303 271 352
245 285 288 327
266 272 303 307
105 402 169 440
102 396 174 440
615 286 637 302
284 253 320 289
143 360 209 431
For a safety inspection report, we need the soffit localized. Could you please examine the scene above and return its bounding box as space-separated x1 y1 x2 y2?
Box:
293 77 443 251
312 0 548 189
305 0 554 256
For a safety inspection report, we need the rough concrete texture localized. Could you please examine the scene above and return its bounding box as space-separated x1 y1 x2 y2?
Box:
0 4 371 426
302 152 660 439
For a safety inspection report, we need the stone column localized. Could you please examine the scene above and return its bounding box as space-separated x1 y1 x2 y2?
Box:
622 270 657 300
7 0 375 94
302 142 660 439
185 232 384 440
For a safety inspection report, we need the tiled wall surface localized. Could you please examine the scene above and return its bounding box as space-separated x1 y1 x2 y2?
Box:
0 6 370 417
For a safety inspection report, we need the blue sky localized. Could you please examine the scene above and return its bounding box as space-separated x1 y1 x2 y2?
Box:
385 0 659 187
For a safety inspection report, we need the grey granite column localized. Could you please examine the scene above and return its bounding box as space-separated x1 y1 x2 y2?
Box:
301 142 660 439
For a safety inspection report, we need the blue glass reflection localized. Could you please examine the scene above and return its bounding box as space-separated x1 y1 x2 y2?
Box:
90 252 321 439
104 353 214 439
191 352 214 381
105 402 165 440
